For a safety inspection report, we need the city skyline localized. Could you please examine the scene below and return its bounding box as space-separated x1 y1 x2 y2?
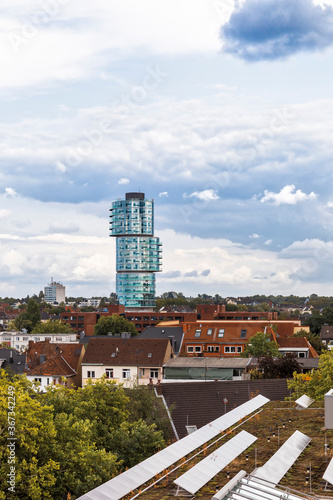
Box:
1 0 333 298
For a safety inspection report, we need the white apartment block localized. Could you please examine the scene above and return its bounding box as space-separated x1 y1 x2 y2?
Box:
44 279 66 304
0 331 78 352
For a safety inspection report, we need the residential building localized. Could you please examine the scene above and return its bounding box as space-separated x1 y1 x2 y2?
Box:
138 325 184 355
25 339 85 391
320 324 333 350
44 278 66 304
275 336 319 358
180 320 307 358
109 192 162 309
81 337 173 387
0 331 78 352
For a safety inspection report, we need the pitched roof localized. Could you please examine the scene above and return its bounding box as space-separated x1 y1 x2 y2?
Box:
25 340 83 377
82 337 171 367
161 379 290 439
320 325 333 339
277 337 319 358
138 326 184 355
0 348 26 374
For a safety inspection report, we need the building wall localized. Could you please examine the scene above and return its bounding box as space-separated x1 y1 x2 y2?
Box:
81 364 163 387
0 332 78 352
27 374 75 392
44 281 66 304
109 192 162 308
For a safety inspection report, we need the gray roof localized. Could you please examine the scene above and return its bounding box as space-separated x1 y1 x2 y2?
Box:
0 348 26 374
320 325 333 339
138 326 184 355
297 357 319 369
164 356 250 369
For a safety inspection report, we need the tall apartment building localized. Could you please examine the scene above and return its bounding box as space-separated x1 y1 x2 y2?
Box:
44 279 66 304
110 192 162 309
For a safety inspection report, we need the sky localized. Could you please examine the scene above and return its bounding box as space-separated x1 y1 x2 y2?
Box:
1 0 333 299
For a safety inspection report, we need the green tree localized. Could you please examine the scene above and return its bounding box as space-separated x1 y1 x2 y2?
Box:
14 299 41 333
94 315 137 336
243 332 280 358
31 320 74 334
287 351 333 401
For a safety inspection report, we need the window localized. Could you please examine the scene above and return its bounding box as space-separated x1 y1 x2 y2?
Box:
105 368 114 378
233 369 241 377
34 378 42 384
237 346 242 353
207 328 213 335
298 352 306 358
16 337 20 341
207 346 214 352
122 369 130 379
195 346 202 353
194 329 201 338
224 346 236 353
87 371 95 378
150 369 159 379
187 346 194 353
240 329 247 338
218 329 225 337
148 353 152 358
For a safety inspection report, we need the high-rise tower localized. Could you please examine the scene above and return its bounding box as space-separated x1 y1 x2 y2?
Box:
109 192 162 309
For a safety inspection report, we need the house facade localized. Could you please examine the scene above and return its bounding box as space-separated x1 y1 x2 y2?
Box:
81 337 173 387
0 331 78 352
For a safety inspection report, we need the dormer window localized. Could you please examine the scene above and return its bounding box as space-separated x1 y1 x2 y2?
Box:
218 329 225 337
240 329 247 338
195 329 201 338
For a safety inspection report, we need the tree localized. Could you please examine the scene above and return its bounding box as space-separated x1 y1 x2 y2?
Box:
258 354 301 379
94 315 137 336
14 299 41 332
243 332 279 358
287 351 333 401
31 320 74 334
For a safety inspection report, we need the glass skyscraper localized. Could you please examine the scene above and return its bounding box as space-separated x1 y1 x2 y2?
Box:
110 192 162 308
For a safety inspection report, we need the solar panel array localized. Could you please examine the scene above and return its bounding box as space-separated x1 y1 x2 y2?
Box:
295 394 314 408
323 457 333 486
221 474 313 500
78 394 269 500
174 430 257 495
253 430 311 485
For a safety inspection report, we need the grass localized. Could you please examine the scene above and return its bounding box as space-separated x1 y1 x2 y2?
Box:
122 400 333 499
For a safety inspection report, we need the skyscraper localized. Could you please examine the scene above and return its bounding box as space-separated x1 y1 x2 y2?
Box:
109 192 162 308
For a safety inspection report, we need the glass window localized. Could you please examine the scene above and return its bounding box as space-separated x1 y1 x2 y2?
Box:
240 329 247 338
150 369 159 379
87 371 95 378
218 329 225 337
187 346 194 353
105 368 113 378
122 369 130 379
207 328 213 335
224 346 230 353
207 346 214 352
195 346 202 353
237 346 242 353
195 329 201 338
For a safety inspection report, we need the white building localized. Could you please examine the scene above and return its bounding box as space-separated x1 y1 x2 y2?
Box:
44 278 66 304
0 331 78 352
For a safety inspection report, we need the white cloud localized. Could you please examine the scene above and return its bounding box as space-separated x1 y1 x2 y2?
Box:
4 188 17 197
0 209 11 219
249 233 259 239
186 189 220 202
55 161 67 173
159 191 168 198
260 184 317 205
118 177 129 185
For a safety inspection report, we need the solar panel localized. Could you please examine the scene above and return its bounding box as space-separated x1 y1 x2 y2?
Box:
295 394 314 408
253 430 311 485
77 394 269 500
174 431 257 495
222 474 312 500
323 457 333 486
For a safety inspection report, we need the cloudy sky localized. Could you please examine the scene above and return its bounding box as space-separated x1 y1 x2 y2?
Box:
1 0 333 299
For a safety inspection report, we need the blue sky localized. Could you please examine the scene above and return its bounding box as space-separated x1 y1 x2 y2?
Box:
1 0 333 299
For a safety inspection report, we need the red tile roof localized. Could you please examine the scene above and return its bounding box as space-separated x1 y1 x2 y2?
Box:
25 340 84 377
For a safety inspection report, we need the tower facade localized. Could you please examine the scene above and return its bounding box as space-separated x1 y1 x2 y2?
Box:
110 192 162 308
44 279 66 304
